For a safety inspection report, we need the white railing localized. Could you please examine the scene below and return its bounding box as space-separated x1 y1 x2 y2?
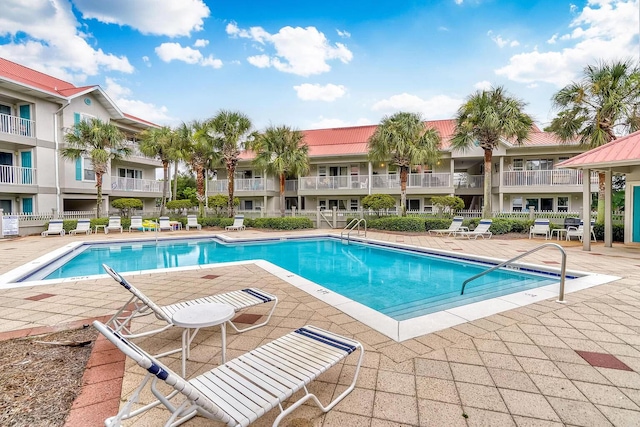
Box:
110 177 165 193
285 179 298 191
299 175 369 190
207 178 275 193
2 211 96 221
372 173 451 189
0 165 36 185
454 174 483 189
0 113 35 138
502 170 599 187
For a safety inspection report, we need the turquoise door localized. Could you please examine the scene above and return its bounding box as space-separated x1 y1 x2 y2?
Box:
19 105 31 136
634 186 640 242
22 197 33 214
20 151 32 184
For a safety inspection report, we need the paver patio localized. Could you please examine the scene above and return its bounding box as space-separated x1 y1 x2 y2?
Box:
1 229 639 426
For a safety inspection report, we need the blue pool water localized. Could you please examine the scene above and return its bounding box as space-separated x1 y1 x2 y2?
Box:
33 237 561 320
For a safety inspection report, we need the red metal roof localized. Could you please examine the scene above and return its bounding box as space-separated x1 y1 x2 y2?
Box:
0 57 75 96
558 130 640 168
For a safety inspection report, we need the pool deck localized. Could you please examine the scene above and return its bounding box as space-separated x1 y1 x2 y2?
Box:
1 228 640 426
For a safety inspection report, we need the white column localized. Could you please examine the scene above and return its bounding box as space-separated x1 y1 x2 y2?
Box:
582 168 591 251
368 162 372 195
604 169 612 247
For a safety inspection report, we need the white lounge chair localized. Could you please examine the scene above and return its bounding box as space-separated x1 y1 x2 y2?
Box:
69 219 91 235
105 216 123 234
94 320 362 427
41 220 65 237
102 264 278 343
566 220 597 242
185 214 201 231
529 219 550 239
457 219 493 239
129 215 144 233
428 216 467 236
225 214 245 231
158 216 173 232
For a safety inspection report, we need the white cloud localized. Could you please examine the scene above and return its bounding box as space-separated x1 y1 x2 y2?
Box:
227 22 353 76
371 93 463 119
336 29 351 38
104 78 176 125
488 31 519 48
438 26 450 31
510 40 520 47
142 55 151 67
72 0 209 37
455 0 464 4
474 80 492 90
293 83 346 101
309 116 372 129
496 0 639 87
0 0 133 83
194 39 209 47
547 34 558 44
155 42 222 68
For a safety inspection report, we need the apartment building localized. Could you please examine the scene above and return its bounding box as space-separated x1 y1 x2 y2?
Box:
209 121 594 213
0 58 163 215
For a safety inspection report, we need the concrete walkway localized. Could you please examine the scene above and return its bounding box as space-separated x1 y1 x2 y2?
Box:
1 229 639 426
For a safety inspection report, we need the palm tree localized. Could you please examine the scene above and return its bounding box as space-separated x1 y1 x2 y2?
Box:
250 125 310 216
208 110 253 217
171 123 192 202
184 120 219 217
547 60 640 222
368 112 441 216
61 117 130 218
451 86 534 218
138 126 174 215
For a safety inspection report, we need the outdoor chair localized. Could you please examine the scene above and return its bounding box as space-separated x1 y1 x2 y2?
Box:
456 219 493 239
69 219 91 235
102 264 278 348
185 214 201 231
225 214 245 231
105 216 123 234
158 216 173 232
428 216 467 236
129 216 144 232
94 320 362 427
41 220 65 237
529 219 550 239
566 220 597 242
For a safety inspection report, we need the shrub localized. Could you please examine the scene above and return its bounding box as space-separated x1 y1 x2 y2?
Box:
367 217 425 232
110 198 142 218
425 218 455 231
166 200 193 211
593 223 624 242
431 195 465 216
252 217 313 230
208 195 239 216
362 194 396 215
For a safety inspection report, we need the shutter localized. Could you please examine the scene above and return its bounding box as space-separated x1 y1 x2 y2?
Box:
22 197 33 214
20 151 32 184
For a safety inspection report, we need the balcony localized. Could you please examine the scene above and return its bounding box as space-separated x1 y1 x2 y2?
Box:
0 165 36 185
110 177 165 193
372 173 451 189
501 170 599 187
454 174 483 189
300 175 368 191
285 180 298 192
207 178 275 193
0 113 35 138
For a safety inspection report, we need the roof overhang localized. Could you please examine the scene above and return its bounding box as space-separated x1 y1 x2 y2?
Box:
0 77 68 104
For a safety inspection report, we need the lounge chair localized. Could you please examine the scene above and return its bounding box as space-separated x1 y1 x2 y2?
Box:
457 219 493 239
102 264 278 343
105 216 123 234
158 216 173 232
225 214 245 231
129 215 145 232
529 219 550 239
428 216 467 236
566 220 597 242
185 214 201 231
41 220 65 237
69 219 91 235
94 320 362 427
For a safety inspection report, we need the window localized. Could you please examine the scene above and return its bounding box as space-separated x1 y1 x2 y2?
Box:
118 168 142 179
244 200 253 210
512 159 524 171
319 200 327 210
525 198 539 211
388 164 398 174
512 197 523 212
525 159 553 170
350 199 358 210
406 199 420 211
557 196 569 212
424 198 433 212
350 165 359 176
318 166 327 177
328 199 347 210
83 158 95 181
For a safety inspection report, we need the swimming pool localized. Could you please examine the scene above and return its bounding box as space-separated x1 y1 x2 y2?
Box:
21 236 566 321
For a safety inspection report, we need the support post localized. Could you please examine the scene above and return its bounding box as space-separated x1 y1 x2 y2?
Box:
332 206 337 229
604 169 612 248
582 168 591 251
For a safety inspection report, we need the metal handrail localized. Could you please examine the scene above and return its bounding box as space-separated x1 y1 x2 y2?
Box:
341 218 367 243
460 242 567 303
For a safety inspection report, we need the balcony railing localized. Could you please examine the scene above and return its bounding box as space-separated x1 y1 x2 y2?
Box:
110 177 165 193
285 180 298 192
299 175 369 190
372 173 451 189
502 170 599 187
207 178 275 193
0 113 35 138
0 165 36 185
454 174 484 189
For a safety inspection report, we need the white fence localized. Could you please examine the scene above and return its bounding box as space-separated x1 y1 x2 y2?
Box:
0 165 36 185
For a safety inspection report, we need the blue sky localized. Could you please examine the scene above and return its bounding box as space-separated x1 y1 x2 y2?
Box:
1 0 638 130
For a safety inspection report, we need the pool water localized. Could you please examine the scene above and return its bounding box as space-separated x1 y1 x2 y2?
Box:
36 238 560 320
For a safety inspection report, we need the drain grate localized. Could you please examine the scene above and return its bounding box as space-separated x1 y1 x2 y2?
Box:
576 350 633 371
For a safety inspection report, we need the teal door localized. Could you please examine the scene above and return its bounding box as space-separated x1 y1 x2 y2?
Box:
19 105 31 136
22 197 33 214
633 186 640 242
20 151 32 184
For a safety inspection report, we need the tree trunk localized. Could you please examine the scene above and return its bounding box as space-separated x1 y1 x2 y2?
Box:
227 164 235 217
160 161 169 216
172 161 179 201
280 173 286 217
96 171 103 218
400 167 408 216
196 166 205 217
483 149 493 218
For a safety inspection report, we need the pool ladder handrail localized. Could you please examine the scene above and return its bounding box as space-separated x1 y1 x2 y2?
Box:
460 242 567 303
341 218 367 243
